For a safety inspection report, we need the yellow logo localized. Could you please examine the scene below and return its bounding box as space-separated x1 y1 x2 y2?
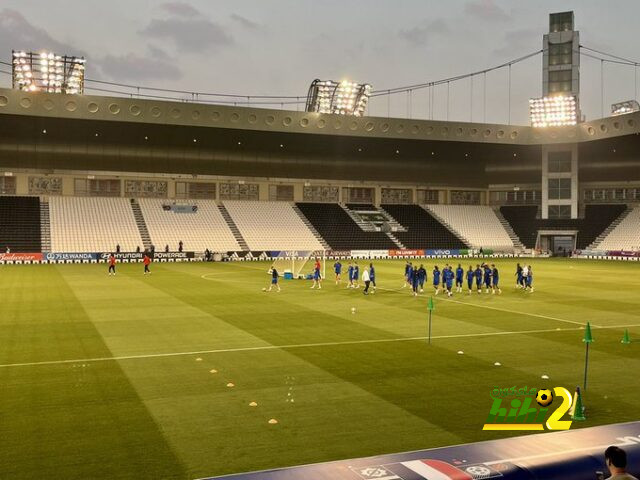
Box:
483 386 573 431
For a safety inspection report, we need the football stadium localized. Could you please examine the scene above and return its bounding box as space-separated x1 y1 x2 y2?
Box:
1 3 640 479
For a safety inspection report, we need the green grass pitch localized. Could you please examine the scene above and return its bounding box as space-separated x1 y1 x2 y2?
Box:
1 258 639 479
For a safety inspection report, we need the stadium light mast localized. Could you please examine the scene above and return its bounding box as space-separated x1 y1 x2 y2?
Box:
611 100 640 116
536 12 581 222
529 11 581 127
12 50 86 94
305 79 372 116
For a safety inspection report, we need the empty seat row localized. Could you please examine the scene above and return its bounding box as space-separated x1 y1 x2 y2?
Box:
381 204 468 249
223 201 323 251
589 206 640 251
139 199 239 252
426 205 516 251
296 203 397 250
0 196 41 252
500 204 627 250
49 197 142 252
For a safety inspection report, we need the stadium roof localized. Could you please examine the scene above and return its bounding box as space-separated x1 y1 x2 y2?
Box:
1 88 639 146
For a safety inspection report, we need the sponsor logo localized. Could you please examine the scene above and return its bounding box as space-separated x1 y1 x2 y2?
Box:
100 252 143 260
483 386 573 431
327 250 352 257
46 252 97 261
154 252 194 259
352 459 503 480
389 249 424 256
0 253 43 261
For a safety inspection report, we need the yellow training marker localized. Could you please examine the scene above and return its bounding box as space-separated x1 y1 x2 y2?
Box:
226 382 235 387
210 369 218 374
249 402 258 407
195 357 203 362
268 418 278 424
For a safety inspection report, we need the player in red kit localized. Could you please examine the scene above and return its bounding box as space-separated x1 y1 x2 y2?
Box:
143 254 151 275
108 253 116 275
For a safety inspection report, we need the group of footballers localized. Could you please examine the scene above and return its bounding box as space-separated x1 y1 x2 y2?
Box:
106 252 153 275
266 258 534 296
334 261 377 294
403 262 502 297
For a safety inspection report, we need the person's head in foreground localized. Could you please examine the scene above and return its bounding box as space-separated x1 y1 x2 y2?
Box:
605 446 638 479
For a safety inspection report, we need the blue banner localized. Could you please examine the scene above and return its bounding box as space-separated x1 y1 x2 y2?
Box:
201 421 640 480
425 249 461 256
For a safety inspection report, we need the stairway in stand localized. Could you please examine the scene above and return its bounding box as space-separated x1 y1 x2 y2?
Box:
217 203 249 251
587 206 631 250
494 207 526 252
130 199 153 251
291 203 330 250
40 198 51 252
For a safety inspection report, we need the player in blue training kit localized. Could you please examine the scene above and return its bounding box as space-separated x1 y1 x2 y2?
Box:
525 265 534 292
347 262 354 289
417 264 427 293
368 263 376 293
334 261 342 284
455 264 464 293
491 264 502 294
411 265 420 296
432 266 441 295
267 266 280 292
482 263 493 293
442 265 455 296
474 264 483 294
353 263 360 289
403 261 412 288
515 263 523 289
466 266 475 295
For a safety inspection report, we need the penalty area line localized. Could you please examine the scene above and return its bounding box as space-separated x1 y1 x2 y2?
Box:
3 324 639 370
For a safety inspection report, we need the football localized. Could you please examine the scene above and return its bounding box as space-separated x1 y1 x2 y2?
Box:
536 389 554 407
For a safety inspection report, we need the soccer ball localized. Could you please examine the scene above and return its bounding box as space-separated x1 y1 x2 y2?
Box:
536 389 553 407
262 287 267 292
351 307 356 314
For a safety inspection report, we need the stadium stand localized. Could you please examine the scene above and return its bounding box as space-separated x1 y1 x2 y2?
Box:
380 204 468 249
49 197 142 253
591 206 640 251
139 199 240 252
223 201 324 251
0 196 41 253
500 204 627 249
426 205 516 252
296 203 397 250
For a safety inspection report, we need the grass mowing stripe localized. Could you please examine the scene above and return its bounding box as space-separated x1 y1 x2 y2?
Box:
3 323 638 369
0 265 187 480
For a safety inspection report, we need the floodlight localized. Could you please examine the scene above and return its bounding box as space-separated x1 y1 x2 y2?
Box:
611 100 640 116
306 79 372 116
11 50 85 94
529 95 578 127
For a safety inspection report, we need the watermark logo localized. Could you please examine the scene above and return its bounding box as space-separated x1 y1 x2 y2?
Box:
483 386 573 431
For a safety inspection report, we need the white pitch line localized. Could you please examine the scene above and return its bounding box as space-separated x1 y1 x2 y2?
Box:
376 287 592 327
440 297 596 327
2 323 639 370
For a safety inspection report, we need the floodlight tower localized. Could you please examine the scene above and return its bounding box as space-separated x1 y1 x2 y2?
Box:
306 79 372 116
537 12 581 221
12 50 86 94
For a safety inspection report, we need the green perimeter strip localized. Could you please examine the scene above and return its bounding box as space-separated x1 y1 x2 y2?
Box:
0 265 186 480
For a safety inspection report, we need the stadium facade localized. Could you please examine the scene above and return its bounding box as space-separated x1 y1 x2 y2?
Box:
1 86 639 258
1 9 640 261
